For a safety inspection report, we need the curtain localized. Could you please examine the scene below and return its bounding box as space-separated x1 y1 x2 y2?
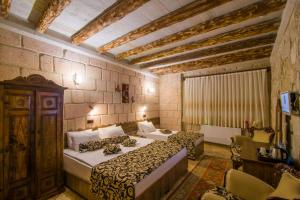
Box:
183 69 270 128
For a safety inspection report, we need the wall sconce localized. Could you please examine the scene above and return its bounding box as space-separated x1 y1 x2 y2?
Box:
89 104 94 109
73 73 82 85
147 87 155 94
141 106 147 112
131 96 135 103
143 114 147 120
115 84 121 92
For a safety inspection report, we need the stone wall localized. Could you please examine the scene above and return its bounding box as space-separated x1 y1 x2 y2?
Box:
159 74 182 131
0 28 159 133
270 0 300 163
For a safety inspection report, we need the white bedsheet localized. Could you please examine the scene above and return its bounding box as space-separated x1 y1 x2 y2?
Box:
63 136 187 197
64 136 153 167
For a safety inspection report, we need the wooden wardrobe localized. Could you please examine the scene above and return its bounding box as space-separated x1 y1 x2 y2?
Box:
0 74 65 200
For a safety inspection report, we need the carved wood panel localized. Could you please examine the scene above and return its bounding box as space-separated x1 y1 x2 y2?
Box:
3 89 33 200
0 86 3 199
35 91 63 198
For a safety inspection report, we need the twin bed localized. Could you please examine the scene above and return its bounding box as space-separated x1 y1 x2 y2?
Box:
63 120 203 199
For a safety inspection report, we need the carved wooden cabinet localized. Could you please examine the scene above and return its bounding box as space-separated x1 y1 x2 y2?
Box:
0 75 65 200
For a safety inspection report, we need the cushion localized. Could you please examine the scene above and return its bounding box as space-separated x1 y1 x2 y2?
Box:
252 130 272 143
103 135 130 144
103 144 121 155
67 129 92 148
122 138 137 147
138 121 156 133
79 139 107 153
267 172 300 200
160 129 172 134
99 126 125 139
70 131 100 151
208 187 245 200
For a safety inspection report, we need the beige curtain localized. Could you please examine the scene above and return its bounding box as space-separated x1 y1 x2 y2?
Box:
183 69 270 128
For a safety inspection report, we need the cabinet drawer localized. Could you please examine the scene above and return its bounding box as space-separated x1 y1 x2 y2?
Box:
40 176 56 193
8 185 30 200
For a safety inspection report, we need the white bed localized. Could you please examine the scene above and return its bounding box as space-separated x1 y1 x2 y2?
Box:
137 129 204 146
137 129 177 141
63 136 187 198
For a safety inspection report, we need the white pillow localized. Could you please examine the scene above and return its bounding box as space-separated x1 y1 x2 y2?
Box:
99 126 125 139
137 121 149 132
67 129 92 148
70 131 99 151
138 121 156 133
98 124 116 135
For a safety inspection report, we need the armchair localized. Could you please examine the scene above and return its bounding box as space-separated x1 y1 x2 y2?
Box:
201 169 275 200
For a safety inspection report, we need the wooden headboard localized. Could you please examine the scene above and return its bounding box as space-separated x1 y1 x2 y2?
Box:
64 117 160 148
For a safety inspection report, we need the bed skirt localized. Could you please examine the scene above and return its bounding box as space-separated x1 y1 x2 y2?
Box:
64 156 188 200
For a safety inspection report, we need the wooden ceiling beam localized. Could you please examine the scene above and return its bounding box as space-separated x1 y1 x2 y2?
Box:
36 0 71 33
0 0 12 18
131 18 280 64
141 33 277 68
97 0 232 53
117 0 286 59
151 45 273 75
71 0 150 45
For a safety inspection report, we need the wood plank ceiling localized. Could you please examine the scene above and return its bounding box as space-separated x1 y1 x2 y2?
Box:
5 0 286 75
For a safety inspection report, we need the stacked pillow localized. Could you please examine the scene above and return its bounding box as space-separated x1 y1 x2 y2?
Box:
67 125 133 154
67 130 99 151
98 125 125 139
138 121 156 133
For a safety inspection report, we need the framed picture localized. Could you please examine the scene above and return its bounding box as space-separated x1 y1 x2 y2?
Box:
122 84 129 103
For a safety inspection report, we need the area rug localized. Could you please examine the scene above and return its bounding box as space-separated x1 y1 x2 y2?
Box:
167 155 231 200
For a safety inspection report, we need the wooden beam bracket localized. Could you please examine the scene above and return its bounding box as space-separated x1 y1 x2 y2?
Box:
71 0 150 45
36 0 71 33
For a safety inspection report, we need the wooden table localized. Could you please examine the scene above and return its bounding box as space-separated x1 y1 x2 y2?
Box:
240 141 282 187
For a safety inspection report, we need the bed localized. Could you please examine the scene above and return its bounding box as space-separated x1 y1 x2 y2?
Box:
63 133 188 200
137 121 204 160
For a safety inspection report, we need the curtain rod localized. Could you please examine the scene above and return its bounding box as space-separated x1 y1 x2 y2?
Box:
183 67 270 80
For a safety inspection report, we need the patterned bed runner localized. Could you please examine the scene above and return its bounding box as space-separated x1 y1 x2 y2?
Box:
168 131 203 160
90 141 183 200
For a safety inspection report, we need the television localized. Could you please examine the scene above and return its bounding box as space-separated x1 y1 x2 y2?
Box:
280 92 291 115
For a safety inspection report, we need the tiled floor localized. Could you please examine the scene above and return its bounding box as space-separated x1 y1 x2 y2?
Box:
49 142 231 200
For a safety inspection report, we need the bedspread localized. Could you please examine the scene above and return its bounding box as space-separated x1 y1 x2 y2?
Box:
90 140 183 200
168 131 203 159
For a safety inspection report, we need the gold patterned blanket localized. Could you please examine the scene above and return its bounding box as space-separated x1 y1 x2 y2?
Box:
168 131 203 160
90 141 183 200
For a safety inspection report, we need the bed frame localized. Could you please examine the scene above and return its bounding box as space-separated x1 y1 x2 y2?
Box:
194 139 204 159
63 117 189 199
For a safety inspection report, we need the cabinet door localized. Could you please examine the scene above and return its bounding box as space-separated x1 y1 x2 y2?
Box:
35 91 63 198
2 89 34 200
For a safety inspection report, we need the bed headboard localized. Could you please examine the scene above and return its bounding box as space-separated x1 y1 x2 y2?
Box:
64 117 160 148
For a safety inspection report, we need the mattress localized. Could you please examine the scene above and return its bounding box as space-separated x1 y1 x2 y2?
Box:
138 129 204 146
63 136 187 197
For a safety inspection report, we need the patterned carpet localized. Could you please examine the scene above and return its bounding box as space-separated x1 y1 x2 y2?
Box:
166 155 231 200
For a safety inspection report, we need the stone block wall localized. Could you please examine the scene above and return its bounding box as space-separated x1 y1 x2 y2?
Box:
270 0 300 163
0 28 159 133
159 74 182 131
